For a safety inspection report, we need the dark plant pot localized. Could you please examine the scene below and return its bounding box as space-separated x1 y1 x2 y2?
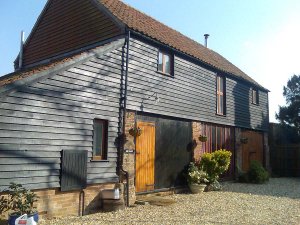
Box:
240 138 248 144
8 213 21 225
8 212 39 225
198 135 207 142
129 127 142 137
29 212 39 223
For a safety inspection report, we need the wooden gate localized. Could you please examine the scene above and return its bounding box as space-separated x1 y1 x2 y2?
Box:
135 121 155 192
241 130 263 171
201 123 235 179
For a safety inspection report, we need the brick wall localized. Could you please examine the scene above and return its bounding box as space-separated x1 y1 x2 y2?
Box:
0 183 115 219
192 121 202 162
123 110 136 205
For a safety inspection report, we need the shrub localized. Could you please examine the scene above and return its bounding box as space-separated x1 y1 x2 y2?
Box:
248 160 269 184
0 182 39 216
200 149 232 183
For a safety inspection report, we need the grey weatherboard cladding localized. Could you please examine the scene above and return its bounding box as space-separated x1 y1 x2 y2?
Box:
0 39 125 190
126 37 269 131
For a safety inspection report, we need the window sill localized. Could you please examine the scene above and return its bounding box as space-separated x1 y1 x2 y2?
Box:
251 102 259 106
90 159 109 162
216 113 226 117
156 70 174 78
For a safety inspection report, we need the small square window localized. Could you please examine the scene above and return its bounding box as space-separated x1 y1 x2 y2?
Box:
93 119 108 160
252 89 259 105
157 50 173 75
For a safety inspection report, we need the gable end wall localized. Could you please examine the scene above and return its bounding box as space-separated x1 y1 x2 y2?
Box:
22 0 123 67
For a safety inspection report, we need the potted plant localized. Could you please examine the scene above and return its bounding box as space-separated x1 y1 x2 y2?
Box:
240 137 248 144
0 182 39 225
129 127 142 137
198 135 207 142
187 162 208 194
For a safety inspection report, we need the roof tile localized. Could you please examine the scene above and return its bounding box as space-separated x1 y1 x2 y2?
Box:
100 0 265 89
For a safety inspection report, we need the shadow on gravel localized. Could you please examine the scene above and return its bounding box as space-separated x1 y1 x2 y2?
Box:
221 178 300 199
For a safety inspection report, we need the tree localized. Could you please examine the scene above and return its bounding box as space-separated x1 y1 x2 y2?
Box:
276 75 300 131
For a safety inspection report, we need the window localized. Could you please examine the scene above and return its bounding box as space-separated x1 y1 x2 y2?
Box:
93 119 108 160
158 50 173 75
216 75 225 115
252 88 259 105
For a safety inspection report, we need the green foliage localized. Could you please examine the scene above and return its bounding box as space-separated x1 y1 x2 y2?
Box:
0 182 39 215
200 149 232 183
248 160 269 184
276 74 300 131
186 162 208 184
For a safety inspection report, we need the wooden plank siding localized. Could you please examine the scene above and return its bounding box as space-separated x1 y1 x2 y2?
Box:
21 0 123 67
0 43 124 190
126 37 269 131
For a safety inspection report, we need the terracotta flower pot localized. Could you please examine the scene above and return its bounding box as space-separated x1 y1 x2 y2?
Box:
188 183 206 194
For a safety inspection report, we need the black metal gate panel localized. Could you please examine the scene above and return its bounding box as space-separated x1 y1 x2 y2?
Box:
61 150 87 191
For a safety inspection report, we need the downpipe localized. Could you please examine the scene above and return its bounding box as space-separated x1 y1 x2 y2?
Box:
119 29 131 207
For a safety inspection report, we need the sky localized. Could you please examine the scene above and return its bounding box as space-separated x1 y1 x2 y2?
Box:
1 1 300 123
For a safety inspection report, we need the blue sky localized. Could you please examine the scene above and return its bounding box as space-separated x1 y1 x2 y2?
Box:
1 0 300 122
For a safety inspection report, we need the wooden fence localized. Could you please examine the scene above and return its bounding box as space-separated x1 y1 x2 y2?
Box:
270 144 300 177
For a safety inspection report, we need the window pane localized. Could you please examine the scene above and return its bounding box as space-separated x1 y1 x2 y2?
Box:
93 120 108 160
219 96 224 114
94 122 103 156
256 91 259 104
217 76 225 115
252 89 257 104
220 96 224 114
164 54 171 74
219 77 224 92
158 52 163 72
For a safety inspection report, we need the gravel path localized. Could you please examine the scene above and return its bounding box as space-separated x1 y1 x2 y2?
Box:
40 178 300 225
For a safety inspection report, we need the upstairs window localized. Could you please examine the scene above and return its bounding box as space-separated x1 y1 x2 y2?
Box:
216 75 225 115
252 88 259 105
158 50 173 75
93 119 108 160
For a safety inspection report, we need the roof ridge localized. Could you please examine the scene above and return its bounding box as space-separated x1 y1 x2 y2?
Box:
0 38 125 88
99 0 267 90
101 0 208 48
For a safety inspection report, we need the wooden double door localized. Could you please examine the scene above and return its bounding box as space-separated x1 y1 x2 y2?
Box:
135 117 192 192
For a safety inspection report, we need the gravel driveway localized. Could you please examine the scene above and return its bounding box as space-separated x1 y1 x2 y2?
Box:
40 178 300 225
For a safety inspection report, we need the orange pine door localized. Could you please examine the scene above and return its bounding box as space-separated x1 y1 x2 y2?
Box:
135 121 155 192
241 130 263 171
